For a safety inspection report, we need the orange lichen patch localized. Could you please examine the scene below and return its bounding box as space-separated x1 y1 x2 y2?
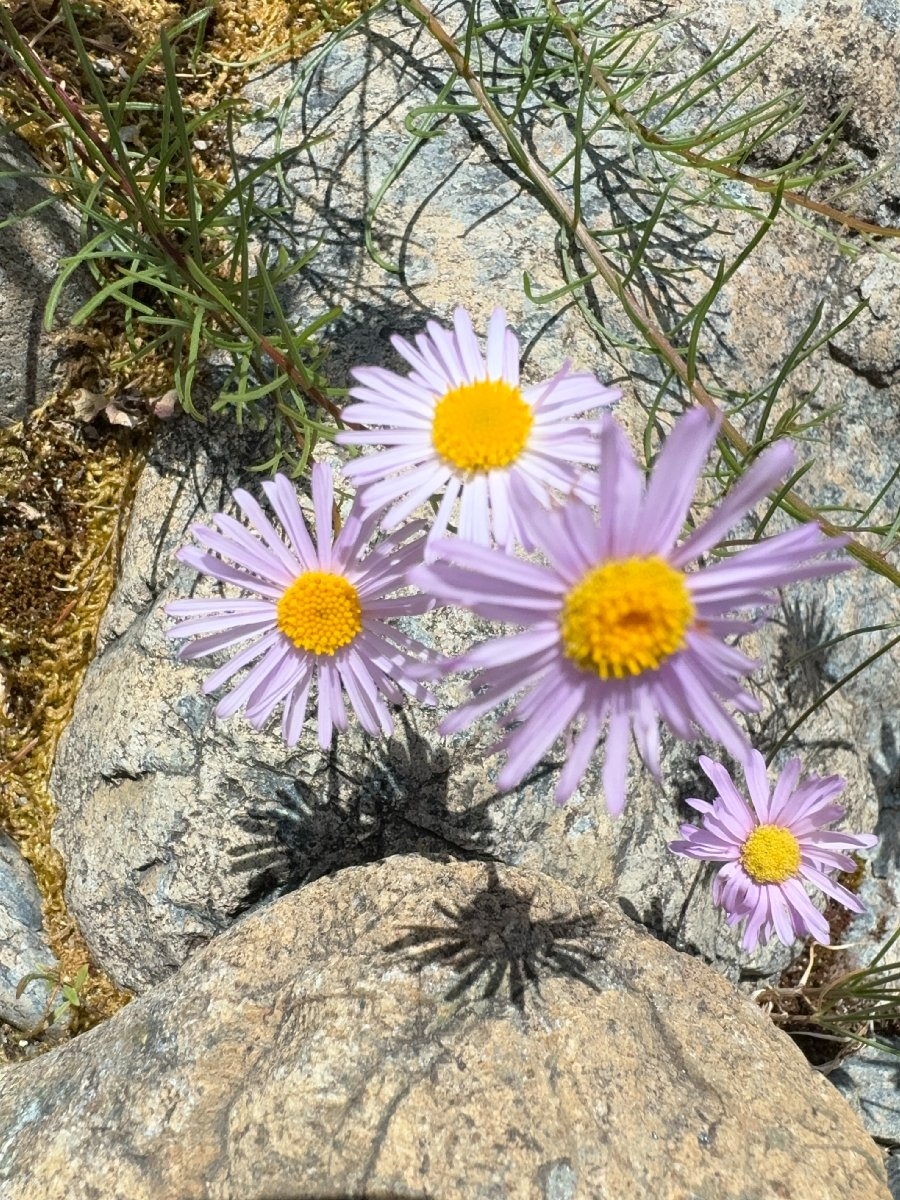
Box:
206 0 342 66
0 396 143 1050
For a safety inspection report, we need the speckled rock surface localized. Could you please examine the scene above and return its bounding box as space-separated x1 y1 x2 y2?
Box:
0 857 890 1200
0 129 88 425
0 833 56 1029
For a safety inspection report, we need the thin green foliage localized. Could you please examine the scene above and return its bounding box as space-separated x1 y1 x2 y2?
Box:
0 2 342 473
758 929 900 1061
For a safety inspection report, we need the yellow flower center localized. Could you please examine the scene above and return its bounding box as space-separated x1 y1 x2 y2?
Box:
276 571 362 656
431 379 534 473
740 825 801 885
560 555 695 679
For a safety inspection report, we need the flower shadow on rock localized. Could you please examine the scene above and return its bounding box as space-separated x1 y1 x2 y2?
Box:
385 863 611 1013
227 712 499 908
747 593 853 763
870 719 900 880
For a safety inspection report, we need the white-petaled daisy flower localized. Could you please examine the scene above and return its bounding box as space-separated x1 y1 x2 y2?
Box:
166 464 436 748
411 409 851 814
668 751 876 951
335 306 620 551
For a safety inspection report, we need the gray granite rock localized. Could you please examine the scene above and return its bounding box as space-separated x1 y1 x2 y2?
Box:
831 1038 900 1147
0 832 57 1030
0 128 90 425
0 856 890 1200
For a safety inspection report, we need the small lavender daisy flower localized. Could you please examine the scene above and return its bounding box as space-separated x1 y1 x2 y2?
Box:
166 464 435 748
335 306 620 550
669 751 876 951
412 409 850 813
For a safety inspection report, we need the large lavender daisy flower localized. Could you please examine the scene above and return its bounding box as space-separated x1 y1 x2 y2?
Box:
166 464 435 748
412 409 850 813
335 306 620 551
669 751 876 950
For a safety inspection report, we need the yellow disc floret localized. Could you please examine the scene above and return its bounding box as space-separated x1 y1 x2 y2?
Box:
740 824 802 884
431 379 534 473
560 555 694 679
276 571 363 656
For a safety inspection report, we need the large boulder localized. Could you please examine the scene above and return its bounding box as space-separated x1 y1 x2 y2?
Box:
0 857 889 1200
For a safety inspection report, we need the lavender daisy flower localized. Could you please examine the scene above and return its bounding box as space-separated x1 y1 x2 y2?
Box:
669 751 876 951
335 306 620 550
412 409 850 814
166 464 435 748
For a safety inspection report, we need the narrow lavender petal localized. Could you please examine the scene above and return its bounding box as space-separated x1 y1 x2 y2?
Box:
766 758 803 824
166 597 275 619
363 460 447 515
391 332 453 393
601 707 631 816
597 416 645 559
651 667 697 741
457 475 491 545
502 328 520 385
486 307 509 380
331 506 381 575
802 829 878 854
262 476 317 570
167 610 278 641
215 642 291 718
632 688 661 779
800 863 868 912
188 525 289 590
212 513 297 587
339 427 431 451
514 448 581 492
314 659 343 749
699 756 753 820
769 887 798 946
339 446 432 484
740 889 771 951
244 650 305 723
453 307 487 381
354 630 436 705
497 677 585 792
426 319 469 384
176 622 276 662
528 372 620 419
233 486 303 576
282 672 313 746
340 648 393 736
782 878 831 943
555 710 606 802
636 409 720 556
671 656 750 758
742 750 773 821
670 440 795 567
418 538 562 598
200 629 282 693
310 462 334 569
347 365 438 410
487 471 515 553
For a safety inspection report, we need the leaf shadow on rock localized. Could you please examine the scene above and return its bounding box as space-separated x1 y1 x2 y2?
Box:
870 718 900 881
384 861 613 1013
227 710 502 908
